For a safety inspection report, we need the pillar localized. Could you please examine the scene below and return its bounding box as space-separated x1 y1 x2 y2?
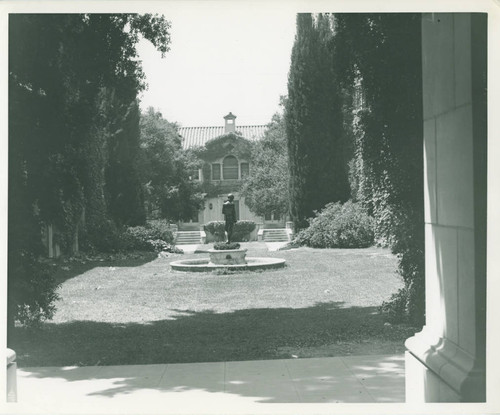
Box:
405 13 487 402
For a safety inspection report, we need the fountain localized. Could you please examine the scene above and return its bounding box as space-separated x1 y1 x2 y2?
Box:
171 196 286 272
170 247 286 272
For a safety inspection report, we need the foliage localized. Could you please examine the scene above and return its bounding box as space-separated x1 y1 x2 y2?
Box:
380 288 409 324
241 107 290 218
8 14 172 335
204 221 226 239
9 252 61 328
232 220 257 242
295 201 374 248
139 107 204 221
285 13 350 230
104 99 146 227
283 12 424 325
213 242 241 250
193 132 254 162
124 220 175 252
204 221 256 242
82 218 126 254
333 13 425 326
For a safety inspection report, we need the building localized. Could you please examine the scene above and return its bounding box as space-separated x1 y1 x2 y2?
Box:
177 112 287 232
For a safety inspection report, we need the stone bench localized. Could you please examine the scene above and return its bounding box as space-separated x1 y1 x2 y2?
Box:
6 348 17 402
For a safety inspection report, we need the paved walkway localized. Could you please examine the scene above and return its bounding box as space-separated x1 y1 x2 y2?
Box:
12 354 404 413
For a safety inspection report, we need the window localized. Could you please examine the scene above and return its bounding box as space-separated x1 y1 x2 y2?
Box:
223 156 238 180
241 162 249 178
264 212 280 221
212 163 221 180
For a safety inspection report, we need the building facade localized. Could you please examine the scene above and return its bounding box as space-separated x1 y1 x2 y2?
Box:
177 113 286 230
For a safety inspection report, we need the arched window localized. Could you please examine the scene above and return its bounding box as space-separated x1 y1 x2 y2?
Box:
223 155 239 180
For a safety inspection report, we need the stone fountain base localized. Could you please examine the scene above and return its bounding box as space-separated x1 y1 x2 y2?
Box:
170 257 286 272
208 248 247 265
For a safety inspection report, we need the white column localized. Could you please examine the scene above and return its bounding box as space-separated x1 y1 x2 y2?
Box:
405 13 486 402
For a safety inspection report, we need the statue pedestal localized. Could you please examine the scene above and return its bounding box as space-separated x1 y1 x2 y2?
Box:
208 249 247 265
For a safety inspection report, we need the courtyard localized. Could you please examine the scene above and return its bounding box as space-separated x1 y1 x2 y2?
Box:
10 243 413 368
5 8 491 409
10 242 410 407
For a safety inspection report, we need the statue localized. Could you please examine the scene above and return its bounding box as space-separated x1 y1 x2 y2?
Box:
222 194 236 243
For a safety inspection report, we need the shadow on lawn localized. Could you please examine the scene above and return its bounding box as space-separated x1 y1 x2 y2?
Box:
50 252 158 285
11 302 416 369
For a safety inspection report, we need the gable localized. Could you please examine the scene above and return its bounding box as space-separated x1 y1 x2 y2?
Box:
193 132 254 162
179 124 267 149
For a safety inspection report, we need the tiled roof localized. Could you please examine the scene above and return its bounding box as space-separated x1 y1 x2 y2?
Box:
179 125 268 149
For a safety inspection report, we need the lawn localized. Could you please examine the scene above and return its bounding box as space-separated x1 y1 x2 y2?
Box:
10 243 418 367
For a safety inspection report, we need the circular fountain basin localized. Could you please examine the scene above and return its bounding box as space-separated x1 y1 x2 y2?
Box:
170 257 286 272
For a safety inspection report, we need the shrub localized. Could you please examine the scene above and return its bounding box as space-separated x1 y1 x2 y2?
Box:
295 201 374 248
145 220 175 243
213 242 241 250
203 221 226 241
151 240 184 254
124 220 175 252
232 220 256 242
83 218 125 253
380 287 409 324
10 252 61 328
204 220 257 242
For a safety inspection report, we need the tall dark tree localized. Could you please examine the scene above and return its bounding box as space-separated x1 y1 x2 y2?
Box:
285 13 350 230
8 14 171 334
105 100 146 226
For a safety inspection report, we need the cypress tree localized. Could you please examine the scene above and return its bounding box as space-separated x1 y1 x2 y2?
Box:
285 13 349 230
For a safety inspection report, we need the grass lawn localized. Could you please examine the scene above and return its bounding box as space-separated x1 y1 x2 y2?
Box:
10 243 418 367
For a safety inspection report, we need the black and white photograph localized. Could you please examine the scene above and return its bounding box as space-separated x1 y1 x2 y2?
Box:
2 1 499 414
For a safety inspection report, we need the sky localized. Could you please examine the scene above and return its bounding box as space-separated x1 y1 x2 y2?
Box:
136 5 297 128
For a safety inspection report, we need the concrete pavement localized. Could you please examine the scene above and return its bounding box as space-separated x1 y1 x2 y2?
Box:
10 354 404 414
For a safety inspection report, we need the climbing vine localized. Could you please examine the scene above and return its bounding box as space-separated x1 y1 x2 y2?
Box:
333 13 425 326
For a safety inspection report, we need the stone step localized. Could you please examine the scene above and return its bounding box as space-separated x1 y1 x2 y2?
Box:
175 231 202 245
176 240 201 245
263 229 288 242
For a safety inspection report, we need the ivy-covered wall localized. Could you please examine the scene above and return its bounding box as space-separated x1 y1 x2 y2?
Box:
285 13 425 326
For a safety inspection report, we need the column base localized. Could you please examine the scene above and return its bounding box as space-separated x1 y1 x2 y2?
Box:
405 326 485 402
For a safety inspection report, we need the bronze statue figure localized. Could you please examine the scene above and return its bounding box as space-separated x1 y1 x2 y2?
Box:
222 194 236 243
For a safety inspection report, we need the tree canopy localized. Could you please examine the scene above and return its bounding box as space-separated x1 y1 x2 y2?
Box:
241 110 289 218
139 107 203 222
